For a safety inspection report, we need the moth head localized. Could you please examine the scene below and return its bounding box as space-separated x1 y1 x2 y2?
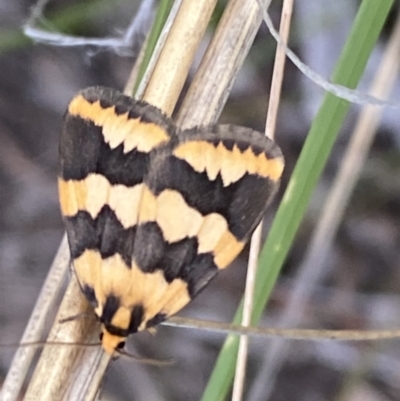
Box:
100 327 126 354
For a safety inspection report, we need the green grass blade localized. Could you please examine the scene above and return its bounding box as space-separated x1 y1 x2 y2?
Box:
201 0 394 400
133 0 174 94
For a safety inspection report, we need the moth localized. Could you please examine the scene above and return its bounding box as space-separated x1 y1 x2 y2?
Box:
58 86 284 354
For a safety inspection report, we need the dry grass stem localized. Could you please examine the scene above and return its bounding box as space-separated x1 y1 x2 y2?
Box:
24 276 105 401
135 0 183 99
1 236 69 401
166 316 400 341
264 0 293 140
177 0 270 127
143 0 218 114
231 224 263 401
232 1 293 399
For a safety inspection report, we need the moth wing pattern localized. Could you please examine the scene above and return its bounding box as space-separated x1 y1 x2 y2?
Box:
58 86 284 353
133 124 284 325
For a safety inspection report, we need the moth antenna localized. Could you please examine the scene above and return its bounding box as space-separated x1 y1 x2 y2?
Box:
116 349 174 367
0 341 101 350
59 312 97 324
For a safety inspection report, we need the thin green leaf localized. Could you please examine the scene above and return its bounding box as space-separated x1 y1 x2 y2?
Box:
133 0 174 94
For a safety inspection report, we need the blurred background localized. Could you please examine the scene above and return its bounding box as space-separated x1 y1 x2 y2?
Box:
1 0 400 400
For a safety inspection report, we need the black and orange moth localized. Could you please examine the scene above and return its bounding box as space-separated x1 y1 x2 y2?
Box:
58 86 284 354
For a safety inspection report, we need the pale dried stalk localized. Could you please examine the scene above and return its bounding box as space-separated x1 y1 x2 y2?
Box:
166 316 400 341
0 236 69 401
264 0 292 141
177 0 270 127
135 0 183 99
231 224 263 401
143 0 217 115
24 276 104 401
232 1 293 399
